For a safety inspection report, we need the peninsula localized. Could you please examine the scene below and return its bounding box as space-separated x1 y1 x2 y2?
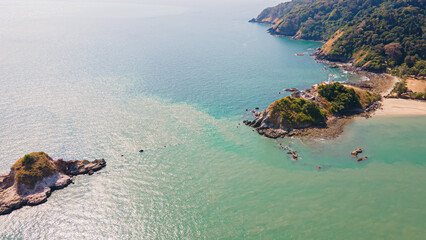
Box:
244 82 381 138
0 152 106 215
246 0 425 138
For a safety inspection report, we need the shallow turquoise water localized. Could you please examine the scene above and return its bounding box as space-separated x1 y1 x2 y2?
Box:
0 0 425 239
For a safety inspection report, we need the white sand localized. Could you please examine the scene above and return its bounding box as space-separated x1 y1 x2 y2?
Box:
375 99 426 116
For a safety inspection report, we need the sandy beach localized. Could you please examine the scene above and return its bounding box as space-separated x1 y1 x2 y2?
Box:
375 99 426 116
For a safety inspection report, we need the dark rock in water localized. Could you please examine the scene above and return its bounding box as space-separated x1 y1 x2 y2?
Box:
139 149 144 153
291 151 298 160
245 109 249 111
284 88 299 92
255 107 259 110
249 117 263 128
0 152 106 216
248 18 256 23
357 156 368 162
54 158 106 176
351 148 363 157
243 120 251 125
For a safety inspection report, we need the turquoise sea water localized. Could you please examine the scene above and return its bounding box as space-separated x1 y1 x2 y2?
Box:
0 0 425 239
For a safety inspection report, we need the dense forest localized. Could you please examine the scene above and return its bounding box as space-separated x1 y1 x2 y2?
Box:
252 0 425 77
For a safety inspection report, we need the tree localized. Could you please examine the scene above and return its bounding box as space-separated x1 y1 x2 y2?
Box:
384 42 403 63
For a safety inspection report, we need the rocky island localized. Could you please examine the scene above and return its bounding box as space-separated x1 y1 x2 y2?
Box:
0 152 106 215
244 82 381 139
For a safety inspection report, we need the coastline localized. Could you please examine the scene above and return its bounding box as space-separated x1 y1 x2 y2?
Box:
244 37 424 139
374 99 426 116
328 61 426 117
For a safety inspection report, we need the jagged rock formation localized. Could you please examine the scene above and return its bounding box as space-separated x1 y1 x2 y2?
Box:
244 82 382 139
0 152 106 215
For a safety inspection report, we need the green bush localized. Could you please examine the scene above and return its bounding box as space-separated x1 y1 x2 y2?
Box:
13 152 55 187
393 81 408 97
21 154 33 166
411 92 425 100
272 97 326 127
318 82 362 113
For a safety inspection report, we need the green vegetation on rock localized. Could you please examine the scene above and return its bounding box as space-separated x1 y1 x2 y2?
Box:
253 0 316 24
270 96 326 128
393 81 409 97
318 82 362 113
391 81 426 99
267 83 381 130
254 0 425 77
12 152 56 187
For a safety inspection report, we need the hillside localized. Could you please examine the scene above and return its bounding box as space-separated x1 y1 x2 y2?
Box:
244 82 381 138
252 0 425 77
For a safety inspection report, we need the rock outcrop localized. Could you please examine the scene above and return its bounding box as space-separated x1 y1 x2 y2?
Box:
351 148 363 158
244 82 383 139
0 152 106 215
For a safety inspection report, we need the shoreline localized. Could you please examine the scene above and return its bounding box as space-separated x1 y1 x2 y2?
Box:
374 99 426 117
246 23 425 140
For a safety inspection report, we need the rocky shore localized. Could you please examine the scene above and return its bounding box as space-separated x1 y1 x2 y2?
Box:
316 59 397 96
244 83 382 139
0 152 106 215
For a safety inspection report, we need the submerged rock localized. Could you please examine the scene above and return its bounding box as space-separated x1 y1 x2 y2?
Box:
357 156 368 162
0 152 106 215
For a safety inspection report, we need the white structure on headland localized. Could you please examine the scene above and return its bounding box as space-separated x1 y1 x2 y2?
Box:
328 74 333 84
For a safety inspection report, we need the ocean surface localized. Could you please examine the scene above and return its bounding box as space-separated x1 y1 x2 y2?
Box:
0 0 425 239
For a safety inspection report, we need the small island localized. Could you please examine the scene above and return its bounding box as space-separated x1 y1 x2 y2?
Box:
244 82 381 138
0 152 106 215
